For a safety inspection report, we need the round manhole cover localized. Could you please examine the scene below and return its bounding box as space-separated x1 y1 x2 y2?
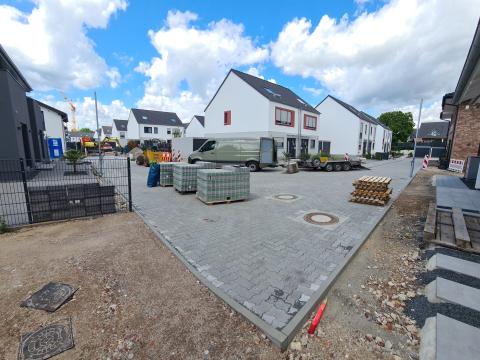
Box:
274 194 298 200
304 212 339 225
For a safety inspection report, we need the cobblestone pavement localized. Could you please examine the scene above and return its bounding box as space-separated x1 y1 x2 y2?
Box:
131 158 421 337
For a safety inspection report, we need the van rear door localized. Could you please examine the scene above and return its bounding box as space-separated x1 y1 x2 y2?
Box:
260 137 275 165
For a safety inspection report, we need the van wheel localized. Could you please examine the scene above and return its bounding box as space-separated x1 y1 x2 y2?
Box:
334 163 343 171
343 162 351 171
189 158 197 164
325 163 333 172
246 161 260 172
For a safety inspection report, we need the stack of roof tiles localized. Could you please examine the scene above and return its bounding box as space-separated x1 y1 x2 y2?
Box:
197 165 250 204
173 162 216 193
158 162 174 186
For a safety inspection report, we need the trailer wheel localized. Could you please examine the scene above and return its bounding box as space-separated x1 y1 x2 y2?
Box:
325 163 333 172
312 158 321 167
343 162 351 171
334 163 343 171
246 161 260 172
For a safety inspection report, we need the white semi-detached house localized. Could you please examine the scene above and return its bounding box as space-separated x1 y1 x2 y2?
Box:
315 95 392 156
112 119 128 146
185 115 205 137
126 108 184 144
36 100 68 153
204 69 321 158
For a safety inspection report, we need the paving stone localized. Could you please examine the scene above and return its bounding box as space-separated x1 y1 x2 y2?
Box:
426 277 480 312
427 254 480 279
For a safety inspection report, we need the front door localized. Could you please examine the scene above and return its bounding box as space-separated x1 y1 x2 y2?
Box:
301 139 309 156
287 138 296 158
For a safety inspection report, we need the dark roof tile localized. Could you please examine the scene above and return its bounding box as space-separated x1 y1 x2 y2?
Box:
131 109 183 126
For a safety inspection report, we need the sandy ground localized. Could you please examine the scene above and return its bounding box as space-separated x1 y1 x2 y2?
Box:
0 213 280 360
0 167 441 360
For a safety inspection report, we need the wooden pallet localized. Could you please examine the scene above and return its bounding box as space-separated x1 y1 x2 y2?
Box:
174 188 196 194
159 183 173 187
349 196 388 206
355 176 392 185
196 195 246 205
424 205 480 254
351 188 392 199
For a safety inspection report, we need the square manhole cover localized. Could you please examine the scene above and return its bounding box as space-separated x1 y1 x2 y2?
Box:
18 318 74 360
21 282 77 312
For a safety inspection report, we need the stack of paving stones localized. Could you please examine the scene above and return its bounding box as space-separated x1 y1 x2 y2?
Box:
28 183 116 223
173 162 216 193
350 176 392 206
196 165 250 204
158 162 175 186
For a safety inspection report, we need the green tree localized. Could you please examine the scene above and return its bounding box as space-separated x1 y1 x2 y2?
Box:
64 149 85 173
378 111 414 144
79 127 94 133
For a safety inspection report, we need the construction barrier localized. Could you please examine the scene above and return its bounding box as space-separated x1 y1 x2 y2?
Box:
422 155 430 169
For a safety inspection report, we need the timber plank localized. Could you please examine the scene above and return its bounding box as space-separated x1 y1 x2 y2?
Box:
452 208 471 248
424 202 437 241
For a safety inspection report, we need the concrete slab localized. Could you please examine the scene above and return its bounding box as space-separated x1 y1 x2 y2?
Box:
435 176 480 213
420 314 480 360
427 254 480 279
426 277 480 312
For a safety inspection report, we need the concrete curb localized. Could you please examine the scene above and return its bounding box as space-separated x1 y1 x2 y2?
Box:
134 169 420 351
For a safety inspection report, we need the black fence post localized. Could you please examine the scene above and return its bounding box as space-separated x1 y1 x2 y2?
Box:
127 157 133 212
19 158 33 224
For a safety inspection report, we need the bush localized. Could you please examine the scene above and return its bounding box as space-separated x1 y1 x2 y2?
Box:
365 153 372 159
407 151 413 157
300 153 310 161
374 152 383 160
0 217 8 234
136 154 145 165
127 140 138 151
63 149 85 173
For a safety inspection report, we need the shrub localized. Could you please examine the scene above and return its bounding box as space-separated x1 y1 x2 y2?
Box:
136 154 145 165
282 151 290 164
0 217 8 234
63 149 85 173
127 140 138 150
365 153 372 159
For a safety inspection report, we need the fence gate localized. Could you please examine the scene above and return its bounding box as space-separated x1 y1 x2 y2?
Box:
0 157 132 227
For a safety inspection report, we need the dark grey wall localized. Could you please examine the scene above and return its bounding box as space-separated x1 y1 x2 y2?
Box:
27 98 49 161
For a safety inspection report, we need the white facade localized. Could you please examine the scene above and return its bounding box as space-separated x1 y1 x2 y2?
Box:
39 104 67 152
316 96 390 156
112 121 128 146
126 110 184 143
204 71 320 157
185 116 206 137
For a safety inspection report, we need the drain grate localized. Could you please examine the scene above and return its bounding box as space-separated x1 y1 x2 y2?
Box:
274 194 298 201
304 212 339 225
18 318 74 360
21 282 77 312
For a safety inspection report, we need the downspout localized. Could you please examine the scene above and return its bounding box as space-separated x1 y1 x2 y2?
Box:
297 108 302 158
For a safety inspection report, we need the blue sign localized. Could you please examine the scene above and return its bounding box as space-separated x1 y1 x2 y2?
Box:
48 138 63 159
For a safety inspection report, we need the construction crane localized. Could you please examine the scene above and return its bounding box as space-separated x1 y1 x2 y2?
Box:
60 91 77 131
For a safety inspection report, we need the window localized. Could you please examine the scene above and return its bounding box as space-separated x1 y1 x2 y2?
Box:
310 139 316 148
370 127 373 135
275 107 294 127
364 125 367 135
167 128 171 135
200 140 216 152
120 132 125 139
144 126 152 133
224 110 231 125
274 137 284 149
154 127 158 134
264 88 281 97
304 114 317 130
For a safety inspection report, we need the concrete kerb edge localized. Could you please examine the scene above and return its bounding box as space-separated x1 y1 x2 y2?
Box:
132 205 288 348
280 170 419 350
133 168 419 351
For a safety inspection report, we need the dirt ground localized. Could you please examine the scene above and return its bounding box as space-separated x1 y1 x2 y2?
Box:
0 167 441 360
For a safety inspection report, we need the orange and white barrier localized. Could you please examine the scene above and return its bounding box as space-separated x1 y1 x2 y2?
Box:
422 154 430 169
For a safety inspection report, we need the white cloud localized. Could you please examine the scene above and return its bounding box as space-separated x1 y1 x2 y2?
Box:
0 0 127 91
271 0 479 112
303 86 324 97
41 97 129 130
136 10 269 121
398 100 443 124
246 66 277 84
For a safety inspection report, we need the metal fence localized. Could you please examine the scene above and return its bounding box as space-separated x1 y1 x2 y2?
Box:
0 157 132 227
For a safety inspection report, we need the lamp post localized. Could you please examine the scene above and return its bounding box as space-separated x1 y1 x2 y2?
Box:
410 98 423 177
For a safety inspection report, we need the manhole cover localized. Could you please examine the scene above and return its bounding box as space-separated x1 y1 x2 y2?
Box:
304 212 339 225
21 282 77 312
18 318 74 360
274 194 298 200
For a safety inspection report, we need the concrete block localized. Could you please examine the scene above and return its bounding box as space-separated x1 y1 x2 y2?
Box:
427 254 480 279
425 277 480 312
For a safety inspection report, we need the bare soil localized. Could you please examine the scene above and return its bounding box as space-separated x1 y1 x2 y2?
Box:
0 167 443 360
0 213 280 360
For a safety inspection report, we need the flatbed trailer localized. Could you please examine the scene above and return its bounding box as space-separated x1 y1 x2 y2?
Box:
298 156 363 171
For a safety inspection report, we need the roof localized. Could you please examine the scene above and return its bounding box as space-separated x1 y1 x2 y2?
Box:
193 115 205 127
0 44 32 91
131 108 183 126
102 125 112 135
205 69 320 114
319 95 391 130
113 119 128 131
69 131 94 137
416 121 449 139
452 19 480 104
35 100 68 122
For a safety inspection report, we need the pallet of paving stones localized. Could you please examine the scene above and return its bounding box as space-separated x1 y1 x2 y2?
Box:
173 162 216 193
158 162 174 186
424 202 480 254
196 167 250 205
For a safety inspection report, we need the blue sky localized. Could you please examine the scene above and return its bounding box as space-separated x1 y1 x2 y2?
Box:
0 0 478 129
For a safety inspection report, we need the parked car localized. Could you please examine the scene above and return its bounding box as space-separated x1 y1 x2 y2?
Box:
188 137 277 171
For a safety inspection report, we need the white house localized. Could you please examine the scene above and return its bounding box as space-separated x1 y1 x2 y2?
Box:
204 69 321 158
112 119 128 146
100 125 112 141
185 115 205 137
126 108 184 143
315 95 392 156
36 100 68 153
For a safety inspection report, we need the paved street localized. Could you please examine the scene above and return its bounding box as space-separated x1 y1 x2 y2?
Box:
131 158 421 341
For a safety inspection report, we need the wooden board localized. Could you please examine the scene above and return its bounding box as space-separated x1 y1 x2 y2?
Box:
452 207 471 248
424 202 437 241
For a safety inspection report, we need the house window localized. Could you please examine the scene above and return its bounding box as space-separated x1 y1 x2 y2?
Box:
364 125 367 135
274 137 284 149
154 127 158 134
120 132 125 139
144 127 152 134
224 111 231 125
310 139 316 148
304 115 317 130
275 107 294 127
167 128 171 135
